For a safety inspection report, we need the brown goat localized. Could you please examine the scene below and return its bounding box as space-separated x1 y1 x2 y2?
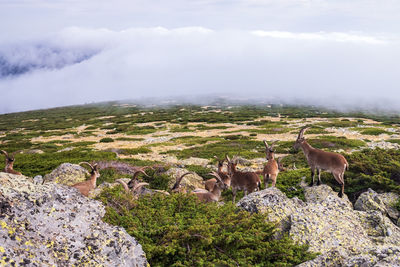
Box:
116 169 151 195
226 155 261 203
1 150 22 175
71 162 100 197
191 172 228 203
205 157 231 192
293 127 349 197
262 140 279 188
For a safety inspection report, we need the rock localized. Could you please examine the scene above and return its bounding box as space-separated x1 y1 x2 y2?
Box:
355 188 400 224
166 168 204 191
24 149 44 154
238 184 400 266
44 163 89 186
0 172 147 266
33 175 43 184
181 157 210 167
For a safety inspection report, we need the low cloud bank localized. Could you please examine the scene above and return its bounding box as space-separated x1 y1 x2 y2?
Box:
0 27 399 114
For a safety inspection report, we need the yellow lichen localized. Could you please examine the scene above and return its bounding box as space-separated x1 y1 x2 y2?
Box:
0 246 5 253
25 240 34 246
0 221 7 228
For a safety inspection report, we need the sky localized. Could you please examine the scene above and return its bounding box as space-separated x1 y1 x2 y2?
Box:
0 0 400 113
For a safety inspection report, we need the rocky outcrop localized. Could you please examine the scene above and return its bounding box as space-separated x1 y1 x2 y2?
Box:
0 172 147 266
43 163 88 185
355 188 400 226
166 167 204 191
238 185 400 266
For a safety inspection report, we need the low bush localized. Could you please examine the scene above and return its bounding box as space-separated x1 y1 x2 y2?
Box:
97 190 316 266
100 137 114 143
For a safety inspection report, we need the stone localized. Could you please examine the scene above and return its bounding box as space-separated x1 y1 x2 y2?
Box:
166 167 204 191
44 163 89 186
0 172 147 266
238 184 400 266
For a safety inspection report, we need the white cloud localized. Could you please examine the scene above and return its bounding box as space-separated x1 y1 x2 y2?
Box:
0 27 400 113
250 31 388 44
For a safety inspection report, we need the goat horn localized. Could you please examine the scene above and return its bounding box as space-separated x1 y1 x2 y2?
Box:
132 169 149 180
133 182 150 192
208 171 223 183
171 172 192 190
115 179 130 193
79 162 94 171
263 140 269 149
0 150 9 157
225 155 231 163
297 127 308 140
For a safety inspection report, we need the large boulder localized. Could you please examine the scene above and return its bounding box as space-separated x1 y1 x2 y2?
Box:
44 163 88 185
166 167 204 191
238 184 400 266
355 188 400 225
0 172 148 266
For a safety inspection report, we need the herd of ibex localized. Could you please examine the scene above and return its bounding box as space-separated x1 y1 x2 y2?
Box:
1 126 349 201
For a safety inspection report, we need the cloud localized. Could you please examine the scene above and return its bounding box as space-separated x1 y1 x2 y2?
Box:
250 31 388 44
0 27 399 114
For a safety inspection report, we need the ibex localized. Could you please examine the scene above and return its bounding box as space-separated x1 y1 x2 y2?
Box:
117 167 170 197
72 162 100 197
116 168 151 195
262 140 279 188
172 172 227 202
1 150 22 175
226 155 261 203
293 127 349 197
205 157 231 192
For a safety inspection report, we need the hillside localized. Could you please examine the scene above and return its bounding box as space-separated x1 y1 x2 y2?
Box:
1 102 400 266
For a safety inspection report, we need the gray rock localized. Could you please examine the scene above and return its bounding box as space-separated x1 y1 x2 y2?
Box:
0 172 148 266
33 175 43 184
238 184 400 266
166 167 204 191
355 188 400 224
44 163 89 186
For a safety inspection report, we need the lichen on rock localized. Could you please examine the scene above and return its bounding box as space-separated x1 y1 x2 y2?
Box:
0 172 148 266
43 163 89 185
238 184 400 266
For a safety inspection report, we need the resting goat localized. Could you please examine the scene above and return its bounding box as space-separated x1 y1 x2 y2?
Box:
204 157 231 192
72 162 100 197
226 155 261 203
293 127 349 197
1 150 21 175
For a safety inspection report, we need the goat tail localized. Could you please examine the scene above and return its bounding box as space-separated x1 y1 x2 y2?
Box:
258 181 261 191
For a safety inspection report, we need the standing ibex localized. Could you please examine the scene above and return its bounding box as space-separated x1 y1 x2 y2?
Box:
72 162 100 197
205 157 231 192
262 141 279 188
293 127 349 197
226 155 261 203
1 150 22 175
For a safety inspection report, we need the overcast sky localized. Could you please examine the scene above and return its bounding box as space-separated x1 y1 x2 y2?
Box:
0 0 399 113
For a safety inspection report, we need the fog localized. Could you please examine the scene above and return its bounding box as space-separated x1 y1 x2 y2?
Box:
1 1 400 114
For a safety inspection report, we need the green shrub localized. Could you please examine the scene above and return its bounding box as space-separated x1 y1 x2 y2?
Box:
359 128 391 136
97 191 316 266
120 147 152 155
100 137 114 143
